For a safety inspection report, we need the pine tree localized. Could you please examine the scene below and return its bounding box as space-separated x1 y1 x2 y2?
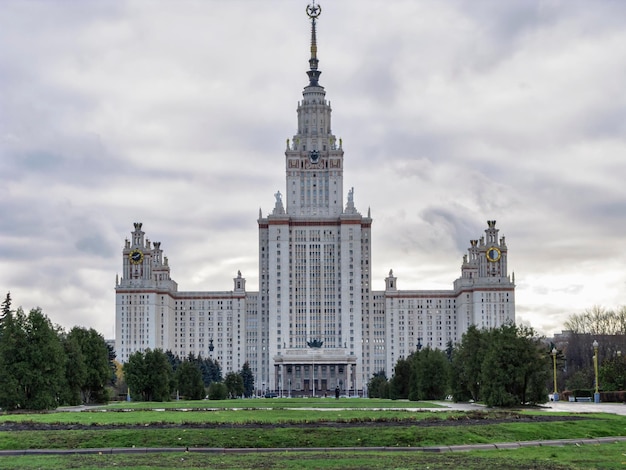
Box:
175 360 205 400
240 362 255 398
67 327 111 404
224 372 244 398
21 308 66 410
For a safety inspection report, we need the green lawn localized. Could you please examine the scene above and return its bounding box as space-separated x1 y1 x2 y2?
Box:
0 399 624 469
1 445 626 469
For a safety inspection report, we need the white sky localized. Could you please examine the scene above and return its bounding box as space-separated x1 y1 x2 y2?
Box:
2 0 625 339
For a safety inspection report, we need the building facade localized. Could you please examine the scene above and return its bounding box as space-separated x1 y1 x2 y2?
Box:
115 4 515 395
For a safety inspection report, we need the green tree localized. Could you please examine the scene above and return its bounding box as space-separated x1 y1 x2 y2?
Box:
480 324 549 407
123 349 173 401
389 356 412 399
175 359 205 400
240 362 255 398
451 324 549 406
20 308 67 410
1 292 11 321
224 371 244 398
105 342 117 387
408 347 450 401
123 351 146 401
207 381 228 400
599 356 626 391
67 327 111 404
451 325 486 402
366 370 389 398
60 333 87 405
199 356 222 385
165 350 182 372
0 305 27 410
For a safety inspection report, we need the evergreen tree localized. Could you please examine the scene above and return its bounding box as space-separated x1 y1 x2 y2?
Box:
480 324 549 406
0 306 27 409
60 333 87 405
21 308 66 409
124 349 174 401
224 371 244 398
67 327 111 404
366 370 389 398
408 347 450 401
1 292 11 321
207 381 228 400
389 356 412 399
106 342 117 386
124 351 147 401
165 350 182 372
144 349 174 401
175 359 205 400
451 325 486 402
451 323 550 407
197 355 222 386
240 362 255 398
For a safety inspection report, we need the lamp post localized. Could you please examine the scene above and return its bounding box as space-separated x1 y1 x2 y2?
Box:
551 347 559 401
307 339 323 398
593 340 600 403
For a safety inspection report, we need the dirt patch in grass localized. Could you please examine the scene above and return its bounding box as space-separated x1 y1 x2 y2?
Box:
0 411 587 431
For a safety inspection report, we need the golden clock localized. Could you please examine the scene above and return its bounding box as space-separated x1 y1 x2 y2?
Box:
129 249 144 264
486 246 501 262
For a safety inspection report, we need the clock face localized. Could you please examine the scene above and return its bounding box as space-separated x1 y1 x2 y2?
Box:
486 246 501 263
309 150 320 163
129 249 144 264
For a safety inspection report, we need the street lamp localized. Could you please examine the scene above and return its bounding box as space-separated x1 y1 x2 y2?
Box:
593 340 600 403
551 347 559 401
307 339 323 398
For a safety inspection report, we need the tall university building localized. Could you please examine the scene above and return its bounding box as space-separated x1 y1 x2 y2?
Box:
115 4 515 395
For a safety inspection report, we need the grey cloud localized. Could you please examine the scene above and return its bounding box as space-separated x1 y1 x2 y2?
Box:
75 234 114 258
1 0 625 338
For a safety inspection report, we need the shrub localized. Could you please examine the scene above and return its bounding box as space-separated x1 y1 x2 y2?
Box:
207 382 228 400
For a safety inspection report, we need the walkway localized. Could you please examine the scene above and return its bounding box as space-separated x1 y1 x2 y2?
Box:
2 436 626 456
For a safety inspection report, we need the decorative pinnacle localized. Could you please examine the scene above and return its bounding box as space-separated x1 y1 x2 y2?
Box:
306 2 322 86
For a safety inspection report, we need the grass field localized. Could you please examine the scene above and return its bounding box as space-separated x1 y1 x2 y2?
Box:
0 399 624 469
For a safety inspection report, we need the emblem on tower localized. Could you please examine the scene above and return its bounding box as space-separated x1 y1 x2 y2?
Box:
306 2 321 19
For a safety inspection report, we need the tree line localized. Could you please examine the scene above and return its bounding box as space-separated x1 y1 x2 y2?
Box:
556 306 626 394
0 292 256 408
122 349 255 401
564 305 626 336
367 323 550 407
0 293 114 410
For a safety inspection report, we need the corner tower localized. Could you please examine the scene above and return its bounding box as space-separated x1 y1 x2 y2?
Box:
258 3 372 396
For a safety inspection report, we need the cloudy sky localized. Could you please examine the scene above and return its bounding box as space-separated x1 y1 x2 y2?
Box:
2 0 625 339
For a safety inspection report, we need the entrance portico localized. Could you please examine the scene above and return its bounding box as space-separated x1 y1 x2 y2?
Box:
274 348 357 397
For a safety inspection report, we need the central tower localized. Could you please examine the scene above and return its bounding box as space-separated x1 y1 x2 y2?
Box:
258 3 372 396
285 2 343 217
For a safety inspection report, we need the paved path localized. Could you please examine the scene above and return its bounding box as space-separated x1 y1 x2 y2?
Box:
428 400 626 416
2 436 626 456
